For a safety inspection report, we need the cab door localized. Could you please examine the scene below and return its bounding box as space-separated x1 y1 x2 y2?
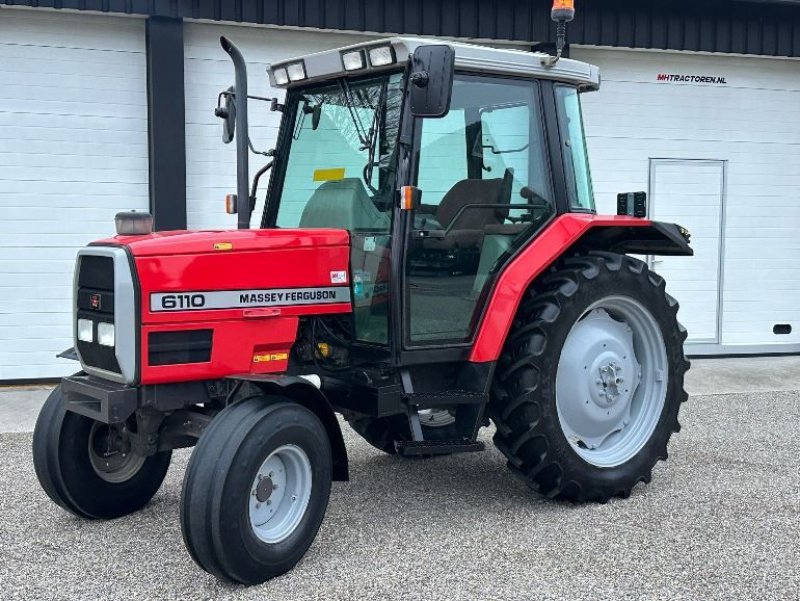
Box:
402 74 555 354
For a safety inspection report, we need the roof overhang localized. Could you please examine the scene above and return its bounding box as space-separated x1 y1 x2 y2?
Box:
267 37 601 92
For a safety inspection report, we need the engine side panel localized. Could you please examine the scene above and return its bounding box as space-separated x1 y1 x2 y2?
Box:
121 230 352 385
136 245 351 325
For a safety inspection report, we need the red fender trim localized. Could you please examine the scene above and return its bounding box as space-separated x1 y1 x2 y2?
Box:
469 214 670 363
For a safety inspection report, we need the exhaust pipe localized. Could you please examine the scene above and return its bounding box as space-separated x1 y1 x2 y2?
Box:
220 36 251 229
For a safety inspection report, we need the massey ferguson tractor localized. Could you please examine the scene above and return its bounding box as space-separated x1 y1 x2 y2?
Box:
33 2 691 585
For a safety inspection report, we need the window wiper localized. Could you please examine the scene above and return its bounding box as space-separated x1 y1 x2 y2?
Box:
337 78 370 149
363 81 387 188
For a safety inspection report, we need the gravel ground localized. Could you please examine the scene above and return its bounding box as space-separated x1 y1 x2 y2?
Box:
1 392 798 601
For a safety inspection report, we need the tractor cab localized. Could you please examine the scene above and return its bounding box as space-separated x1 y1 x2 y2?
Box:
227 38 602 365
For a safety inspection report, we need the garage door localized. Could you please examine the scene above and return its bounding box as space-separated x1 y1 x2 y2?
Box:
649 159 725 343
184 23 376 230
0 10 149 380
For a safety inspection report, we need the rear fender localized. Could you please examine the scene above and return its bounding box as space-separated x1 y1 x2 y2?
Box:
568 220 693 257
469 214 692 363
232 374 349 482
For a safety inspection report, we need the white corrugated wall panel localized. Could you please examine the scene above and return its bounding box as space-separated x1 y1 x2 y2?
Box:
572 47 800 351
0 10 149 380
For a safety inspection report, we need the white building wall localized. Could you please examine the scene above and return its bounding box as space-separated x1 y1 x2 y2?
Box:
573 47 800 352
0 10 149 380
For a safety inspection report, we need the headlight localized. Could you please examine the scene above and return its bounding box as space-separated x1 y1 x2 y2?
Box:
286 61 306 82
342 49 365 71
78 319 93 343
273 67 289 86
368 45 395 67
97 322 115 347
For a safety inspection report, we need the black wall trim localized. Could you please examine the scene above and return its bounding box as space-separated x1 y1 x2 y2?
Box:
2 1 800 57
146 16 186 231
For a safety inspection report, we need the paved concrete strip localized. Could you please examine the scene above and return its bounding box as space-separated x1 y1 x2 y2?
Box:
0 387 52 433
3 356 800 433
685 355 800 395
0 391 797 601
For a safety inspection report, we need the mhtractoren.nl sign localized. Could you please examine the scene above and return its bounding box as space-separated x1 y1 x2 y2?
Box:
657 73 728 84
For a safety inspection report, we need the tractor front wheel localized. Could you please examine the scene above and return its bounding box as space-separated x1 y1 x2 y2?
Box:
32 384 171 519
490 252 689 502
180 395 332 584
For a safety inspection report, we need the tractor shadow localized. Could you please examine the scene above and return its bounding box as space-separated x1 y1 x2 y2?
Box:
332 426 578 520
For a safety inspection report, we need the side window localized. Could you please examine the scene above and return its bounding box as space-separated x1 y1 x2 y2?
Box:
555 85 595 211
405 75 553 346
416 109 469 206
480 104 529 199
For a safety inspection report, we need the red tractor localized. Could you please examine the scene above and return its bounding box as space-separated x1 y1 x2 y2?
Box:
33 10 691 585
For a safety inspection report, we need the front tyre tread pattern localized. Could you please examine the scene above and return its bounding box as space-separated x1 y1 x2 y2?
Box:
181 396 332 585
32 383 171 520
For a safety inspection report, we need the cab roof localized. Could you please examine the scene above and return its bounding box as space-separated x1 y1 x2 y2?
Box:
267 36 601 92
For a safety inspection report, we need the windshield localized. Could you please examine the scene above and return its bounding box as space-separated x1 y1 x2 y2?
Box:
270 72 404 232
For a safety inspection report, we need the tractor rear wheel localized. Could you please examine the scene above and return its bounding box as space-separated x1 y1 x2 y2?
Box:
345 410 458 455
490 252 689 502
32 384 171 519
180 395 332 584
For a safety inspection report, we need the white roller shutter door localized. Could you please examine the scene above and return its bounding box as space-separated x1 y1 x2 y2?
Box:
0 10 149 380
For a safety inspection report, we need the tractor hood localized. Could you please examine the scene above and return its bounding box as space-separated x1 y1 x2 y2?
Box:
92 227 353 327
77 227 353 385
100 228 350 256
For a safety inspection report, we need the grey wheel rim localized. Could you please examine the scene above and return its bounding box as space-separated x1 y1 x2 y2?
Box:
249 444 313 544
88 421 146 484
556 295 668 468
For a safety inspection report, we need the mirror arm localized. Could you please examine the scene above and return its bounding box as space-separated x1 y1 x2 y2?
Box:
248 138 275 157
220 36 251 229
409 71 429 88
249 160 274 208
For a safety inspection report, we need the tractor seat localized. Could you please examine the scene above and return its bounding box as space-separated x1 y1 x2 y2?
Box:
299 178 390 231
424 171 512 251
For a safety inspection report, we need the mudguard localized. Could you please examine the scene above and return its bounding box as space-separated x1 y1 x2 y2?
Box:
470 214 692 363
231 374 349 481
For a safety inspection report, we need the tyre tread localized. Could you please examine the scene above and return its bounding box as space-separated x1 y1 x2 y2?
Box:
489 252 689 503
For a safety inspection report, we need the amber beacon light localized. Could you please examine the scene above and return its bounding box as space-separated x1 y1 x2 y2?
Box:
551 0 575 23
544 0 575 67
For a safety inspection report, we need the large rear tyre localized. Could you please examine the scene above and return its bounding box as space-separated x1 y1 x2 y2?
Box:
490 252 689 502
180 395 332 584
345 410 458 455
32 384 171 519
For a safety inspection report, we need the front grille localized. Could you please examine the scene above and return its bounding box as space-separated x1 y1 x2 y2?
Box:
76 255 120 375
148 330 213 366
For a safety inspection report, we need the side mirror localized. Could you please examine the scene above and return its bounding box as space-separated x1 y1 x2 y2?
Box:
214 86 237 144
409 45 455 118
